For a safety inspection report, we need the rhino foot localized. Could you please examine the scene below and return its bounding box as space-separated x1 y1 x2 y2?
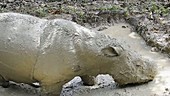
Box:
81 75 96 86
1 81 10 88
41 80 69 96
0 75 10 88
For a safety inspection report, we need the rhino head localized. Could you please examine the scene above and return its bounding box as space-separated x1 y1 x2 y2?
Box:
55 19 157 85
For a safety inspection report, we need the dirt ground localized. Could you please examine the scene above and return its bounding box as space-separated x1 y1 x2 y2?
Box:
0 0 170 96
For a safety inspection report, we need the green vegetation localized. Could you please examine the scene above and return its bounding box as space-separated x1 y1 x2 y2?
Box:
149 2 169 16
98 5 122 12
34 7 48 17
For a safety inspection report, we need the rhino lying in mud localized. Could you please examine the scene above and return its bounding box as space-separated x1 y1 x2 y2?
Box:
0 13 157 96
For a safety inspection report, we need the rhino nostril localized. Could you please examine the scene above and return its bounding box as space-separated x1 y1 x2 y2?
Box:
136 64 141 67
136 62 142 67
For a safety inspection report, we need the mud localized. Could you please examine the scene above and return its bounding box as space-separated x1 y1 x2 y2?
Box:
0 1 169 96
0 23 169 96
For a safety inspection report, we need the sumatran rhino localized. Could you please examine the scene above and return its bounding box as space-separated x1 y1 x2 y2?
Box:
0 13 156 96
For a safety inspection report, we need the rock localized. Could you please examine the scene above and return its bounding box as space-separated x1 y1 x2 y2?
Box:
95 74 116 88
126 17 139 27
63 76 83 89
7 0 14 3
151 47 159 52
113 0 119 5
165 88 169 91
97 26 108 31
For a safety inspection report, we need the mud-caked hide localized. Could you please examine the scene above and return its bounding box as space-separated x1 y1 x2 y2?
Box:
0 13 157 95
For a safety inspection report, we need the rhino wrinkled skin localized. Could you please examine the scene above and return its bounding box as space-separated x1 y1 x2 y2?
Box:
0 13 157 96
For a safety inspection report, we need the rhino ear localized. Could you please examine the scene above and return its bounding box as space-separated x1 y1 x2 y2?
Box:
101 46 121 57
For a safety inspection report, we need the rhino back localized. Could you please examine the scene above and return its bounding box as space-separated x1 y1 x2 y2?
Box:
0 13 46 83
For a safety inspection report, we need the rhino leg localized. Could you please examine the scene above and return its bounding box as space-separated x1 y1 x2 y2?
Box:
0 75 10 88
40 80 68 96
81 75 96 86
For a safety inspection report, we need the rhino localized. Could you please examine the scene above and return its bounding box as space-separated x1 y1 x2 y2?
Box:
0 13 156 96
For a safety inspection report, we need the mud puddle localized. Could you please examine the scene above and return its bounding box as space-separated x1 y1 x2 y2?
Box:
0 23 169 96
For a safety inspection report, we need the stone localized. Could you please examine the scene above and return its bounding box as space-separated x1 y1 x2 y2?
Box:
7 0 14 3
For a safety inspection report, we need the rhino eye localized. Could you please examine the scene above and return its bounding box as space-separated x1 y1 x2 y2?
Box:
101 47 121 57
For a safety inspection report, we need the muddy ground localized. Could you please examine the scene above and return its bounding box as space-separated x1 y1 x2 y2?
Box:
0 0 170 96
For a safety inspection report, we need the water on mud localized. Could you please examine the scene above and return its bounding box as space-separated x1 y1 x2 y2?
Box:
0 23 169 96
